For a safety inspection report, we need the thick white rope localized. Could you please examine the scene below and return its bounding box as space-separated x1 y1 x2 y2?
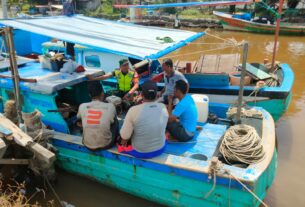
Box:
219 124 265 165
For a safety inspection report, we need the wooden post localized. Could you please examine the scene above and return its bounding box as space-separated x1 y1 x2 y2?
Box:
1 0 8 19
236 42 249 123
271 0 284 71
0 114 56 166
4 27 23 125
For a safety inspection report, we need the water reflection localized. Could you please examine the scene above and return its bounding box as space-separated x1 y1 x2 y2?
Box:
288 42 305 56
264 41 279 54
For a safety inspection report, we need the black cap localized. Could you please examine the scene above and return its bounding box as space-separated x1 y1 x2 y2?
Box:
87 81 104 98
142 80 157 100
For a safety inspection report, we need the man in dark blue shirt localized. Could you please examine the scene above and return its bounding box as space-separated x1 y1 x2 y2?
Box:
167 80 198 142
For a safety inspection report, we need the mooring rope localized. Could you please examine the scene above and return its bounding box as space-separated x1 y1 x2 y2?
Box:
219 124 265 165
158 44 236 60
224 169 269 207
44 174 64 207
205 157 269 207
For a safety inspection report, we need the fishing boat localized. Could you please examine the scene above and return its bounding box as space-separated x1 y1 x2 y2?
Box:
213 11 305 35
0 15 294 121
0 57 277 206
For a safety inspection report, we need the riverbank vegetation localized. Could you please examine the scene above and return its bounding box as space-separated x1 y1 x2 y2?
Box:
0 181 54 207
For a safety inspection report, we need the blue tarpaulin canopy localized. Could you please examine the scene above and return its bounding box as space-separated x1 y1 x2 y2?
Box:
0 15 204 60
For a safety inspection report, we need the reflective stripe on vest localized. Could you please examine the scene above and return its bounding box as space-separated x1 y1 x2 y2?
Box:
114 70 134 92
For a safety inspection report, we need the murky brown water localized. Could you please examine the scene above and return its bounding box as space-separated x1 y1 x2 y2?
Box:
50 30 305 207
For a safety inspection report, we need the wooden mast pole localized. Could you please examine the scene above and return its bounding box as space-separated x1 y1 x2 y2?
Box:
271 0 284 71
4 27 23 125
236 42 249 123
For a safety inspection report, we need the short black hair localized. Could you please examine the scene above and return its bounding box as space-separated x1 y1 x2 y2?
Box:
175 80 188 94
142 80 158 100
162 58 173 68
87 81 104 98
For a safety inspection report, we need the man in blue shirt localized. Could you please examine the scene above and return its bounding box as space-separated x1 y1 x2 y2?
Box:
167 80 198 142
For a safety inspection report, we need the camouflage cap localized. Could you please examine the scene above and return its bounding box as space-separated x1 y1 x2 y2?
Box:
119 59 129 66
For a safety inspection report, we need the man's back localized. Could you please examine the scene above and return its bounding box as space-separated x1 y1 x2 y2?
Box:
78 100 116 149
120 102 168 153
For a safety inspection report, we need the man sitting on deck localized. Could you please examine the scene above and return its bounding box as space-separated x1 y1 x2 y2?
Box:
86 59 139 100
167 80 198 142
158 58 188 104
118 80 168 159
77 81 119 150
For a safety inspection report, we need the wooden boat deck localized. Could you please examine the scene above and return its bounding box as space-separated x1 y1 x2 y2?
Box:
52 123 226 166
173 53 240 74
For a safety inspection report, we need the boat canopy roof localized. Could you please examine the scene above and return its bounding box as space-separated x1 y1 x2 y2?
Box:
0 15 204 60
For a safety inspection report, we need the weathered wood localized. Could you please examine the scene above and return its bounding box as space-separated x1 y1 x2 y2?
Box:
195 54 240 73
0 114 55 165
0 74 37 83
174 60 197 73
0 158 30 165
0 138 7 158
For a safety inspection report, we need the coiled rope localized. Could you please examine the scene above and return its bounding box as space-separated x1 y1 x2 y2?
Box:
219 124 265 165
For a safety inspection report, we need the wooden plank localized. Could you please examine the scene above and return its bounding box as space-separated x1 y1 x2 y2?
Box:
201 55 218 73
195 54 240 74
217 54 240 73
174 60 197 73
0 123 13 138
245 63 272 80
0 115 55 165
194 55 205 73
0 158 30 165
0 139 7 158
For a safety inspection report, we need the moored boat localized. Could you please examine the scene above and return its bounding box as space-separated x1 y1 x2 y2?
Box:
0 60 277 206
213 11 305 35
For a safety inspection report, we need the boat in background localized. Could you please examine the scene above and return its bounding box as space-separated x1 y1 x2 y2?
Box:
213 11 305 35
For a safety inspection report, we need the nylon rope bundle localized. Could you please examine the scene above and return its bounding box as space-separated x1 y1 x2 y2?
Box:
219 124 265 165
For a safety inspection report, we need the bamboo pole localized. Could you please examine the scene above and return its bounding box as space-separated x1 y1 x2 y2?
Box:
4 27 23 125
271 0 284 71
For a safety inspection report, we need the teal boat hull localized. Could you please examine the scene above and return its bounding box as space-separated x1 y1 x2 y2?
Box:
52 141 277 207
248 92 292 122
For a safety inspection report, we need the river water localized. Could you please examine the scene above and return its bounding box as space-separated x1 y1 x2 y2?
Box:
49 30 305 207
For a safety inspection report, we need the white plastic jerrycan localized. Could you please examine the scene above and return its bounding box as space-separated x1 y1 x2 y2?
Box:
191 94 209 123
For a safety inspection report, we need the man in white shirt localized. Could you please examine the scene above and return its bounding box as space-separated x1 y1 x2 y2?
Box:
158 58 188 104
118 80 168 158
77 81 118 150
